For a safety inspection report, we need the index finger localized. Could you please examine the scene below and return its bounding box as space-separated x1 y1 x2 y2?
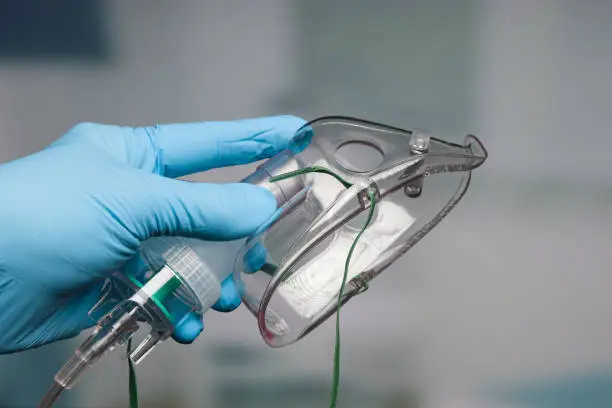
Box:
139 115 307 178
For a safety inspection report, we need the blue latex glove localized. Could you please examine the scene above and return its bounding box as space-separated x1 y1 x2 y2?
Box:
0 115 306 353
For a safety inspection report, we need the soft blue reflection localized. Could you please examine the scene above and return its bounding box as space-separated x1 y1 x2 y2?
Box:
491 371 612 408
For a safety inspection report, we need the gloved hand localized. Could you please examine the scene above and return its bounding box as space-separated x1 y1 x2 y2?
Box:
0 115 306 353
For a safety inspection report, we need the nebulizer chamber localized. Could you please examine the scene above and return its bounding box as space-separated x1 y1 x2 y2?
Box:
39 116 487 407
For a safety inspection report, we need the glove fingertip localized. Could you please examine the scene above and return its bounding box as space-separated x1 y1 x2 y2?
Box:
244 242 267 274
172 313 204 344
212 276 242 312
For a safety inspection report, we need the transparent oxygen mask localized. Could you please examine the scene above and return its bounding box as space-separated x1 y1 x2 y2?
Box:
38 116 487 408
235 116 487 346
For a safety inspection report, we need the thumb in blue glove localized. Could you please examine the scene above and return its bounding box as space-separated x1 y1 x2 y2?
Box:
0 115 307 353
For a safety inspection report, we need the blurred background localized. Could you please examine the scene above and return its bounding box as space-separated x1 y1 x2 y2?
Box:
1 0 611 407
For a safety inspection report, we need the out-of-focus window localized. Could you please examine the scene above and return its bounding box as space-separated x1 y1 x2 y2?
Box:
0 0 109 61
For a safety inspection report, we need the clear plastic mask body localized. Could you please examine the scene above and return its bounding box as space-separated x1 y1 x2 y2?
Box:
235 116 487 346
39 116 487 408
